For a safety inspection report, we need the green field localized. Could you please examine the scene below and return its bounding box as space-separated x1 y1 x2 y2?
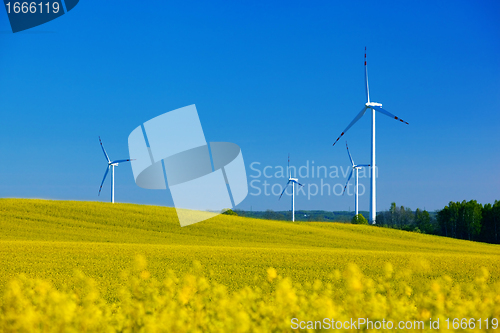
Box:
1 199 500 332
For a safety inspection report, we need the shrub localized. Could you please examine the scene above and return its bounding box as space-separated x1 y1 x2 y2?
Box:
351 214 368 224
222 209 238 216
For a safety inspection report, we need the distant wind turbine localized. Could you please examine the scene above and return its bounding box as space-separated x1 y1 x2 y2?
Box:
98 136 133 203
279 154 304 222
342 142 370 218
332 47 409 224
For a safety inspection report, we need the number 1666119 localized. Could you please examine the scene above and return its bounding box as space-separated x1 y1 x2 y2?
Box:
5 2 61 14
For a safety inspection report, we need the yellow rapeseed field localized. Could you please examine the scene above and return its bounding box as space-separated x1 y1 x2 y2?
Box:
0 199 499 332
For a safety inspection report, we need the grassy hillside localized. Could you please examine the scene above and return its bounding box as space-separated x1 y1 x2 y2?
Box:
1 198 499 302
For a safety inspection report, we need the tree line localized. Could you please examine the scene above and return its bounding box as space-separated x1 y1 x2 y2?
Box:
235 210 370 222
376 200 500 244
234 200 499 244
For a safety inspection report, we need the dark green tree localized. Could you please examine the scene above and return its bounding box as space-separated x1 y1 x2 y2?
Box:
415 209 433 234
389 202 397 228
437 204 450 237
463 200 482 241
493 200 500 243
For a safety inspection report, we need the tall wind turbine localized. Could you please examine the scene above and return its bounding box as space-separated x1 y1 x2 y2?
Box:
98 136 133 203
342 142 370 217
279 154 304 222
332 48 409 224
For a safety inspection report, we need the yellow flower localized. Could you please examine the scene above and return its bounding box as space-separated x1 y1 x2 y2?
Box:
267 267 277 282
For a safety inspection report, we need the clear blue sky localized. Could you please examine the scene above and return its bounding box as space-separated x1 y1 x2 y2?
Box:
1 0 499 212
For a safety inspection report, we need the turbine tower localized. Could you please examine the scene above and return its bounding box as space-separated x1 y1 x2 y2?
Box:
333 48 409 224
342 142 370 217
279 154 304 222
98 136 133 203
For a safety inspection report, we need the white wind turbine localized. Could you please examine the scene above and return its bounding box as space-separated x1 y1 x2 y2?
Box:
98 136 133 203
279 154 304 222
332 47 409 224
342 142 370 218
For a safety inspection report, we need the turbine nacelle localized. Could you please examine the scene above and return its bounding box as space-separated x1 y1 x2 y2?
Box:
366 102 382 107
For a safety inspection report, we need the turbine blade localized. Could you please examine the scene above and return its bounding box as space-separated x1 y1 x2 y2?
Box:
111 159 134 164
279 181 291 200
372 106 409 125
332 107 368 146
288 153 290 178
346 142 354 166
99 136 111 163
98 166 110 196
342 168 354 196
365 46 370 103
297 182 304 187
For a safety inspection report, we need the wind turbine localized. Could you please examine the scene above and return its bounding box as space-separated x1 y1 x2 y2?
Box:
98 136 133 203
332 47 409 224
342 142 370 218
279 154 304 222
